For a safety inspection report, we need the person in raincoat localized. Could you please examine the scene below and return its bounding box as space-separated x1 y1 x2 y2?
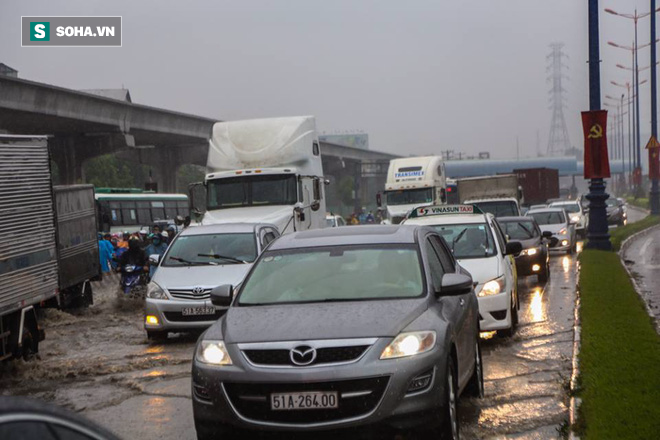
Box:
97 233 114 273
144 233 168 278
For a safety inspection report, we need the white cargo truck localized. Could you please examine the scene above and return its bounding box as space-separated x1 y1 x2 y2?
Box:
190 116 327 233
379 156 447 224
458 174 523 217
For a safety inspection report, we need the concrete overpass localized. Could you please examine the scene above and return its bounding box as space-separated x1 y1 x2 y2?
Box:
0 74 398 210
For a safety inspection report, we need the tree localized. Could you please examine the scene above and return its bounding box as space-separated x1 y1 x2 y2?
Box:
177 164 205 193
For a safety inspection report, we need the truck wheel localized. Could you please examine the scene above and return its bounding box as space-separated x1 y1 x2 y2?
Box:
10 313 39 360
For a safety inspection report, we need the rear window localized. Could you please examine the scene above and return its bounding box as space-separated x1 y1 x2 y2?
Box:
529 211 565 225
500 220 539 240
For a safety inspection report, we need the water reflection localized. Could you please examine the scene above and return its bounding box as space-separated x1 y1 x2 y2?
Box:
146 345 165 354
576 241 584 253
562 256 570 273
529 288 546 322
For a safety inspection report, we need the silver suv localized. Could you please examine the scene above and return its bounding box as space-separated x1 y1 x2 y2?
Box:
144 223 279 340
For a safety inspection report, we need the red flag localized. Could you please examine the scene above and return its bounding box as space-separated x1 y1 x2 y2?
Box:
582 110 611 179
646 136 660 180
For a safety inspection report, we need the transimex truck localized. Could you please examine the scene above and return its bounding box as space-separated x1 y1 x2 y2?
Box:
379 156 447 224
1 135 100 361
190 116 327 233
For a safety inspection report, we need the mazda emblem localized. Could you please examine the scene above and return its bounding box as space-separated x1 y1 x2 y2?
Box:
290 346 317 366
192 286 205 295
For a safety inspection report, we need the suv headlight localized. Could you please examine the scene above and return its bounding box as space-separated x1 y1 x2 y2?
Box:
380 331 436 359
559 228 567 235
522 247 539 256
479 276 505 297
570 215 581 223
196 340 233 366
146 282 168 300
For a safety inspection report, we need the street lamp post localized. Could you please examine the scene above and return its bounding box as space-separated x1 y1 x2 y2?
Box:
586 0 611 250
650 0 660 214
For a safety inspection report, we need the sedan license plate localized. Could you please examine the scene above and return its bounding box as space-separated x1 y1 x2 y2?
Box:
271 391 338 411
181 307 215 316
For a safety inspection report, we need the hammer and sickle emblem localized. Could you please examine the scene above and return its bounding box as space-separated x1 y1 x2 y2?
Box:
588 124 603 139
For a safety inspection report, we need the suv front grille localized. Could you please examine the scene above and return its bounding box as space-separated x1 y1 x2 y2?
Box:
223 376 389 425
164 310 226 322
243 345 369 367
168 288 211 300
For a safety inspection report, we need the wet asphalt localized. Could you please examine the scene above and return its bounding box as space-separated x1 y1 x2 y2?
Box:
0 247 581 440
621 207 660 328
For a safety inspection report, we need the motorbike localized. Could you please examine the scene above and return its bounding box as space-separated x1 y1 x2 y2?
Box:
120 264 148 298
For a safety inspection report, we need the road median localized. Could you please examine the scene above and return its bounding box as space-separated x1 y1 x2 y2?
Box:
574 249 660 438
609 214 660 251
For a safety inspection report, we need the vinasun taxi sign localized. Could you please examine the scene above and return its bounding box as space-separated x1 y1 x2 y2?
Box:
409 205 483 218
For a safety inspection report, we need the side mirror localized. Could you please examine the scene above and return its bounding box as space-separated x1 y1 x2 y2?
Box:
439 273 473 296
440 188 446 203
184 215 192 228
294 202 306 222
542 230 553 239
505 241 523 256
148 254 161 265
376 193 382 208
211 284 233 307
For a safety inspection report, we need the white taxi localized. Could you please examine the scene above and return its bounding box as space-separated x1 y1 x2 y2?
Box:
404 205 522 336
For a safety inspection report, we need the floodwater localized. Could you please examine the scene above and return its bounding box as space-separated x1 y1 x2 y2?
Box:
0 251 580 440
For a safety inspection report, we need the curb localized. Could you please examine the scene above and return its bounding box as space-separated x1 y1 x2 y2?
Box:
568 276 581 440
619 223 660 335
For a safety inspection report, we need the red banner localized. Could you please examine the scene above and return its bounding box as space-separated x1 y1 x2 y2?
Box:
582 110 611 179
646 136 660 180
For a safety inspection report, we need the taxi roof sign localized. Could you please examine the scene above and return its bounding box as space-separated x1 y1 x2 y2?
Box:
409 204 483 218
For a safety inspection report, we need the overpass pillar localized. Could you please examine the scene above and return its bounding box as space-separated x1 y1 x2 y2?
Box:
48 133 134 185
143 147 180 193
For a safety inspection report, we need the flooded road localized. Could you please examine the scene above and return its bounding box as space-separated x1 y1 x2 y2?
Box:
0 251 581 440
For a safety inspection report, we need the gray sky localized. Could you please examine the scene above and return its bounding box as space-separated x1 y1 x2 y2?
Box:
0 0 656 159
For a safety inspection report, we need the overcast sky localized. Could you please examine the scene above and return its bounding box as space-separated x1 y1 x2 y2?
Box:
1 0 657 159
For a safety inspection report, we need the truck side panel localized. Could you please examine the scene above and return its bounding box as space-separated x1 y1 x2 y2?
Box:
457 175 519 203
0 137 58 316
54 185 100 290
513 168 559 205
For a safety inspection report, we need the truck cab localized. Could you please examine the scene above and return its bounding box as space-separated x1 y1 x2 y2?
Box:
191 116 327 233
381 156 447 224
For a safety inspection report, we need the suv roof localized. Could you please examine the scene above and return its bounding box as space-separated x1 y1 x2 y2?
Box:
269 225 426 250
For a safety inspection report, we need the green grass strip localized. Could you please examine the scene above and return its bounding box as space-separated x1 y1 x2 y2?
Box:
609 215 660 251
576 250 660 438
624 196 650 210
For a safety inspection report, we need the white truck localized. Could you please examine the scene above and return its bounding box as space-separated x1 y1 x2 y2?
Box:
190 116 327 233
458 174 523 217
379 156 447 224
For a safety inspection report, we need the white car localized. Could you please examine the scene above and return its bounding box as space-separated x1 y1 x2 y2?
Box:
325 214 346 227
527 208 576 254
549 200 588 237
404 205 522 335
144 223 280 339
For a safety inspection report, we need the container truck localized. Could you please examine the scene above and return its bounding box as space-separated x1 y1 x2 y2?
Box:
0 135 100 361
458 174 522 217
379 156 447 224
512 167 559 206
190 116 327 233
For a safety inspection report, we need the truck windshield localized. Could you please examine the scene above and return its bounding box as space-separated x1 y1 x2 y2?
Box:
473 201 518 217
207 174 297 210
385 188 433 205
238 245 424 305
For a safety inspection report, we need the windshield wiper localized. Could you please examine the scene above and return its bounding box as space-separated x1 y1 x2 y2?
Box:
517 222 534 239
198 253 248 264
168 256 195 265
452 228 468 245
